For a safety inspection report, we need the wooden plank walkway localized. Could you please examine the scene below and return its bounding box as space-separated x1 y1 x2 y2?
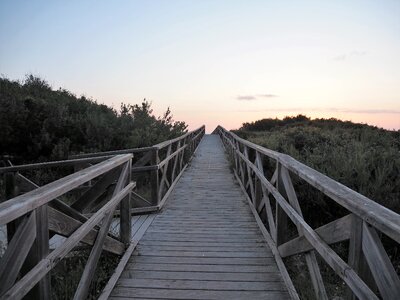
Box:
109 134 290 299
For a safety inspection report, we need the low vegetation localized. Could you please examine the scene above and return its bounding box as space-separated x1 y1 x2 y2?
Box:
0 75 187 164
235 115 400 215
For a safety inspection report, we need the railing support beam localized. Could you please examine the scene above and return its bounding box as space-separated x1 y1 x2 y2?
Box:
150 149 160 206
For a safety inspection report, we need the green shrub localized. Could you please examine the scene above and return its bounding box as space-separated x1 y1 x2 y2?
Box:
0 75 187 163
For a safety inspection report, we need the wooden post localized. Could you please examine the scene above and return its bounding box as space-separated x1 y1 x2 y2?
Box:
275 162 288 246
22 205 51 300
3 170 49 297
346 215 376 299
35 205 51 299
280 166 328 299
150 148 160 206
171 141 181 182
4 172 18 243
179 138 186 171
120 161 132 246
74 163 130 300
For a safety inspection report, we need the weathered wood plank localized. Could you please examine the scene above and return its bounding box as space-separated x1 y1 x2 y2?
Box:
130 215 148 237
219 126 400 244
146 228 263 234
150 149 160 206
23 205 51 299
275 163 289 246
138 240 266 247
0 154 132 225
362 222 400 299
0 213 36 295
130 255 277 265
134 250 273 258
153 126 204 150
70 167 120 212
4 171 18 244
121 270 283 282
158 144 172 200
157 164 188 210
16 173 89 223
280 166 327 299
116 278 286 291
278 214 352 257
0 183 134 300
233 170 300 300
73 162 130 300
140 235 264 242
98 214 156 300
48 206 125 255
0 155 116 174
111 287 289 300
69 146 154 160
120 162 132 245
124 263 279 273
346 215 376 299
136 245 268 252
229 139 378 299
108 135 292 299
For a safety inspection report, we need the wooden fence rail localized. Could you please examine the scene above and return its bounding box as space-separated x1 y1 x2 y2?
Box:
216 125 400 300
70 125 205 212
0 126 204 300
0 154 133 300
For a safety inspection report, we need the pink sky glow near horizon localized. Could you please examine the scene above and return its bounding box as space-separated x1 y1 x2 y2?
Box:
1 1 399 133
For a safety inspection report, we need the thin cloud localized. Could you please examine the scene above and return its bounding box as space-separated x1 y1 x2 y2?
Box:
235 107 400 114
327 108 400 114
257 94 278 98
236 94 278 101
332 51 367 61
237 95 257 101
333 54 347 61
350 50 367 56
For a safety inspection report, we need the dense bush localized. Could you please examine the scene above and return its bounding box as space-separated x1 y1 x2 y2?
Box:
235 115 400 215
0 75 187 163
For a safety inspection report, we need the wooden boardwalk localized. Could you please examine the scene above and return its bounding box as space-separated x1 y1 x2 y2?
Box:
110 135 290 299
3 126 399 299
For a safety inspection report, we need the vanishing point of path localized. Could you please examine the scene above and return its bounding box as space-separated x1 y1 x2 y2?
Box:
110 135 291 299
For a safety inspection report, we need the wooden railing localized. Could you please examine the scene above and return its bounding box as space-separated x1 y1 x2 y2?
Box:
0 126 204 300
216 126 400 300
0 155 133 300
69 125 205 212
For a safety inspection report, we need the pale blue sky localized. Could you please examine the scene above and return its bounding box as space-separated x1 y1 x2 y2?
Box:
1 0 399 131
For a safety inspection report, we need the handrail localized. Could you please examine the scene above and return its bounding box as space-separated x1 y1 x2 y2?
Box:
0 126 206 209
216 125 400 300
0 126 205 173
0 155 134 299
69 146 156 159
0 155 114 174
220 127 400 244
153 125 205 150
0 154 132 225
279 154 400 244
65 125 205 208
